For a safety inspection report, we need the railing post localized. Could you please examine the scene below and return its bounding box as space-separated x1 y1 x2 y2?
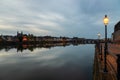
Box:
117 54 120 80
100 44 103 61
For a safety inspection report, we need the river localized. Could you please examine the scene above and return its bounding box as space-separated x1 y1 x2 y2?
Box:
0 44 95 80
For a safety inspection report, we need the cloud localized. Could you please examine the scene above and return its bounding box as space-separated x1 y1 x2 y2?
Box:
0 0 120 38
79 0 120 15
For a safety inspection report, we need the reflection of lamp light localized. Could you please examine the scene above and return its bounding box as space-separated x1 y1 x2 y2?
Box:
103 15 109 72
23 36 28 41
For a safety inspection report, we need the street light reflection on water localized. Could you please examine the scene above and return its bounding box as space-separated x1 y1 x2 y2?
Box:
0 44 94 80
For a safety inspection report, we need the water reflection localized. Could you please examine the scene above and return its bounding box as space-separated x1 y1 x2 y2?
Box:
0 42 84 52
0 43 94 80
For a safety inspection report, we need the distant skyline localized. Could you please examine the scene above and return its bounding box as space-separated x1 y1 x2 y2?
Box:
0 0 120 39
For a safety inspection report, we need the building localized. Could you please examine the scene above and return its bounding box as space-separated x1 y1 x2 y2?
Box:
112 21 120 42
17 32 29 42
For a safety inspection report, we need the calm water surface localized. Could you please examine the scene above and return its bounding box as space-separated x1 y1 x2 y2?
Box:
0 44 94 80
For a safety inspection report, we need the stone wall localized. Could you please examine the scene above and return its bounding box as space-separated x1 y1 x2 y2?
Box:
113 21 120 42
113 30 120 41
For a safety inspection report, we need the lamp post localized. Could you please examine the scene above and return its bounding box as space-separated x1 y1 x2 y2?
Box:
103 15 109 72
97 33 103 60
97 33 101 53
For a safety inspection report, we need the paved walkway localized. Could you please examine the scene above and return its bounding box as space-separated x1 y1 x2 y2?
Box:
93 43 120 80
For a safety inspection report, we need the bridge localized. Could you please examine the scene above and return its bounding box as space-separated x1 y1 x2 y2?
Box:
82 39 98 44
71 38 99 44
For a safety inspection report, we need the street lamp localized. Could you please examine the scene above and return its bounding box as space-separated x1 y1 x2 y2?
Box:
103 15 109 72
97 33 101 40
97 33 101 53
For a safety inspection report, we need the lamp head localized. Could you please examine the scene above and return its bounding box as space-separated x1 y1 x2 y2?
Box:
97 33 101 36
103 15 109 26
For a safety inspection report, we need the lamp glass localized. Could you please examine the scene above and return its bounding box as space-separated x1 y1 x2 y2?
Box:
103 15 109 25
98 33 101 36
